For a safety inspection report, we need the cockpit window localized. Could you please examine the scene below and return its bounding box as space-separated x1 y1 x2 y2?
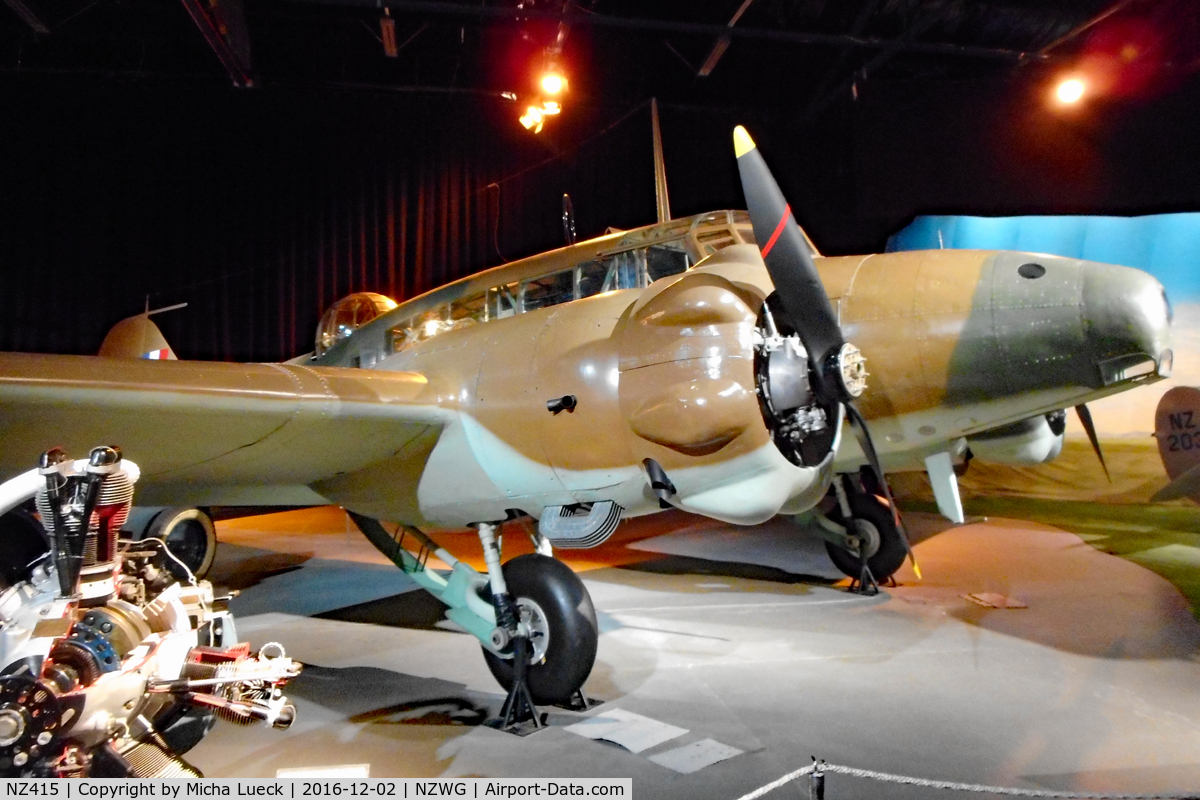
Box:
647 245 689 281
521 270 574 313
489 283 519 319
315 292 397 356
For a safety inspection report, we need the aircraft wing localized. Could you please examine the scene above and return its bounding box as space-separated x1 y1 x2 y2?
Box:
0 353 444 508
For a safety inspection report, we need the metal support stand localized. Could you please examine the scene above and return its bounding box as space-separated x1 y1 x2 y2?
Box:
476 521 547 736
488 635 547 736
847 544 879 596
558 687 601 712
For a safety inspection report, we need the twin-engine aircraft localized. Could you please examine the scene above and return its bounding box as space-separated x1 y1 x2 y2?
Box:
0 130 1172 721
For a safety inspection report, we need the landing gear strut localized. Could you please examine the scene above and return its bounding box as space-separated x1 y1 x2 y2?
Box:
823 479 907 589
481 554 599 729
347 514 597 734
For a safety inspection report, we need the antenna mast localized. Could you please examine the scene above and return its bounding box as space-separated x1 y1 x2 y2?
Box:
651 98 671 223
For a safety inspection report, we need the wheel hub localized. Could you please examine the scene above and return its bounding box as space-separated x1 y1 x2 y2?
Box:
513 597 550 665
846 518 881 559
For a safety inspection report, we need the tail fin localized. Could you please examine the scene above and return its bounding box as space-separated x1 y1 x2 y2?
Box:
97 303 186 360
1152 386 1200 502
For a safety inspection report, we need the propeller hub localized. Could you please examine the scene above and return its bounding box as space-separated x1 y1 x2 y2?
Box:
826 342 868 400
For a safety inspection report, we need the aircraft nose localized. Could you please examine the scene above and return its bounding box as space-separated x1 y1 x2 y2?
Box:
1081 260 1173 385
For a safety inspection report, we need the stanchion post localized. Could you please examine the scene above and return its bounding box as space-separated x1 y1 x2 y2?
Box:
809 758 825 800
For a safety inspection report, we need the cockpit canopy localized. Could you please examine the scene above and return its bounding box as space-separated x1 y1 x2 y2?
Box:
315 292 398 356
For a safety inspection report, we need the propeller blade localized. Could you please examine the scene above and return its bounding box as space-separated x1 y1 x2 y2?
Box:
1074 404 1111 483
734 126 846 402
736 125 914 578
844 402 921 579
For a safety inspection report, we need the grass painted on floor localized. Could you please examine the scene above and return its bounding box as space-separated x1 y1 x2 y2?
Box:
906 498 1200 619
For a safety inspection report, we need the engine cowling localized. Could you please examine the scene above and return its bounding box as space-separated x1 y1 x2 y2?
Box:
616 272 840 524
967 411 1066 465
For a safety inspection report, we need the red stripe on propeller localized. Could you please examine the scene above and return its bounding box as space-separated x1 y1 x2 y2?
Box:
761 205 791 259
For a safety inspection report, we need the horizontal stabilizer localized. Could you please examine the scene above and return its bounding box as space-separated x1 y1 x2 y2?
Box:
1152 463 1200 503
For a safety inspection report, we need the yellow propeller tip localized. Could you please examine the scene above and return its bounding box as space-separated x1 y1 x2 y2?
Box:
733 125 756 158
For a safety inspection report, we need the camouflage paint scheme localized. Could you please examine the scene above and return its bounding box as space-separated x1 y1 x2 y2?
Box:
0 209 1172 532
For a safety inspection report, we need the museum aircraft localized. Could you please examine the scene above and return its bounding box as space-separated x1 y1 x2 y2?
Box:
0 129 1173 723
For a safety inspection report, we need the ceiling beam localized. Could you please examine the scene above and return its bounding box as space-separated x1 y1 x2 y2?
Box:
3 0 50 34
801 8 944 123
697 0 756 77
179 0 256 88
1037 0 1139 55
268 0 1041 62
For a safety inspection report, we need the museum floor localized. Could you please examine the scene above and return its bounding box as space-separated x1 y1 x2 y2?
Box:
186 506 1200 798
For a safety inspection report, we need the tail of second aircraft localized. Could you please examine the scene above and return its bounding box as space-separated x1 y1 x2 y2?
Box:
1153 386 1200 502
97 304 186 361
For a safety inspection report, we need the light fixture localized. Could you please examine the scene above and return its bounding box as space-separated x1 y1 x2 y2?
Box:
519 52 568 133
540 71 566 95
519 105 545 133
1055 77 1086 104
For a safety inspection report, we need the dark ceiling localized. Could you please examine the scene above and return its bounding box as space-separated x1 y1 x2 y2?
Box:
3 0 1198 120
3 0 1200 359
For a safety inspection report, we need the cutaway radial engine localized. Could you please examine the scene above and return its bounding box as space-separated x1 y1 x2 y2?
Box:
0 446 300 778
753 293 842 467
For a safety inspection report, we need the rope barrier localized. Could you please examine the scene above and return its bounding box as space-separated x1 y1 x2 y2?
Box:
734 760 1200 800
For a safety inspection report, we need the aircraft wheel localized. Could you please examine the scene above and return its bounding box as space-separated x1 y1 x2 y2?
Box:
824 493 907 582
0 509 49 589
482 554 598 706
143 507 217 579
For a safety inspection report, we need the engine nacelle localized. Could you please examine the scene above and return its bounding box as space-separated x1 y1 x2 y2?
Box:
617 273 840 524
967 411 1066 465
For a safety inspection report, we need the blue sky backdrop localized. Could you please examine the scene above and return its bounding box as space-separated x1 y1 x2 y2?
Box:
888 214 1200 302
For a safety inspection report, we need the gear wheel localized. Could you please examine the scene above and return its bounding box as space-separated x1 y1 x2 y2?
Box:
0 676 62 776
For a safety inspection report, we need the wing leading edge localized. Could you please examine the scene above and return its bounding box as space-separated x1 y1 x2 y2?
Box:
0 353 444 508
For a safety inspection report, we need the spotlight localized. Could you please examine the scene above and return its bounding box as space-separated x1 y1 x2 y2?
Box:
519 105 545 133
1055 78 1086 104
540 70 566 95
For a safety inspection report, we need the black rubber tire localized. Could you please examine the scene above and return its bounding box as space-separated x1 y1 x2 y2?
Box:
0 509 49 589
824 493 907 582
153 701 217 756
145 507 217 579
482 554 598 706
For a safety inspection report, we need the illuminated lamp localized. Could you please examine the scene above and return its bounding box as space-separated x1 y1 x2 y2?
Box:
540 70 567 95
541 100 561 115
1055 78 1086 104
519 105 545 133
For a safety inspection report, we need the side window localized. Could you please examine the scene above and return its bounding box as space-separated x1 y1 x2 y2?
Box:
577 260 609 300
488 283 519 319
646 245 689 282
521 270 574 313
390 306 449 353
609 250 645 290
448 293 488 330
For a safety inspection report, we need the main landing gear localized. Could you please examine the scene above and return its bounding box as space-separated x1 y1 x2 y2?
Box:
347 513 599 735
818 474 907 594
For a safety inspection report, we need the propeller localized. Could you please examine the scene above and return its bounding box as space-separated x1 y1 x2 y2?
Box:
734 125 920 579
1074 404 1111 483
